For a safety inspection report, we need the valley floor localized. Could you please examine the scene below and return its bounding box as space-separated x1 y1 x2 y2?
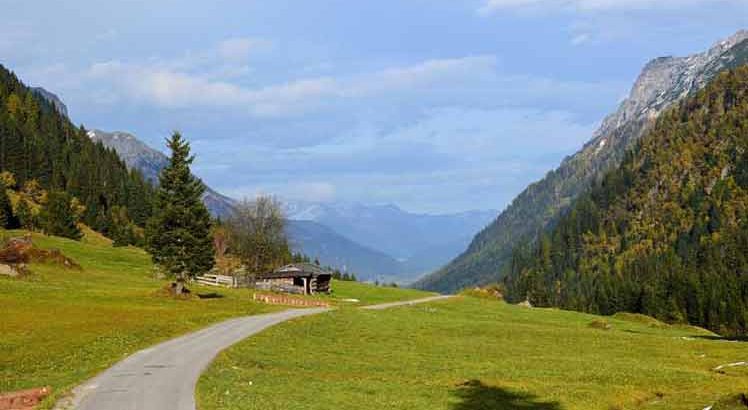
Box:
0 230 431 409
197 296 748 410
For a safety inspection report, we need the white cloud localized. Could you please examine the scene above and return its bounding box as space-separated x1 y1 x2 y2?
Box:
479 0 738 14
83 55 500 116
217 37 272 63
206 106 597 212
570 33 591 46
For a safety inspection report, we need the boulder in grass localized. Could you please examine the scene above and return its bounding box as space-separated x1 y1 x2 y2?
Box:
588 319 612 330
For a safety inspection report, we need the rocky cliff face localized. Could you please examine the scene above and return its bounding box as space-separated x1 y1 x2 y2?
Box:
417 30 748 293
31 87 68 117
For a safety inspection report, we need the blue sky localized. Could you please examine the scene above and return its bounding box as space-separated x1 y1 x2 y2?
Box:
3 0 748 213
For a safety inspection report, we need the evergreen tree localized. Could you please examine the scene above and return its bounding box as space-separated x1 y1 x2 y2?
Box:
0 64 154 235
42 191 82 240
0 183 14 228
504 66 748 336
146 132 214 294
16 199 33 230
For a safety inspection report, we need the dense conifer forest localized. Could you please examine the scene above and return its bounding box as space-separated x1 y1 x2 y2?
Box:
505 66 748 335
0 65 153 242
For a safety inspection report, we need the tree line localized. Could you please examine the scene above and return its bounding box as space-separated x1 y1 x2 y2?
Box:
504 66 748 336
0 64 153 244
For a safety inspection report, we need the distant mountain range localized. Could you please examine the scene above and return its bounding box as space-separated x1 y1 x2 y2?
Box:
416 30 748 293
86 129 494 282
285 201 496 279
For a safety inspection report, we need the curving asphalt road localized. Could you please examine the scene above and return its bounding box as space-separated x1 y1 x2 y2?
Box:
55 295 452 410
360 295 454 310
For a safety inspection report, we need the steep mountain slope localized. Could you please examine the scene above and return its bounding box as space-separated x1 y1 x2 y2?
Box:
88 129 237 218
30 87 68 117
416 30 748 293
0 64 153 231
505 66 748 335
285 201 495 270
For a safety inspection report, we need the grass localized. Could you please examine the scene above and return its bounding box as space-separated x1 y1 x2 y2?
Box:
0 230 284 406
321 280 436 306
0 229 431 407
197 297 748 410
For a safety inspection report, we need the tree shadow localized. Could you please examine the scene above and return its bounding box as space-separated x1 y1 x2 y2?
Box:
197 292 224 299
451 380 562 410
692 335 748 342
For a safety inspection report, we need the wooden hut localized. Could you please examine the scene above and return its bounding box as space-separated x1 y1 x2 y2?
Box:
255 263 332 295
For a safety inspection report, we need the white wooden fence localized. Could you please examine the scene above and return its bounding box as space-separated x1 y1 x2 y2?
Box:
194 274 240 288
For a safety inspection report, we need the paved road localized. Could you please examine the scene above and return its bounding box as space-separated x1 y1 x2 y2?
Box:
56 295 452 410
360 295 454 310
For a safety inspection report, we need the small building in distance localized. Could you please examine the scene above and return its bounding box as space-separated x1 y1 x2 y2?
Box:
255 263 332 295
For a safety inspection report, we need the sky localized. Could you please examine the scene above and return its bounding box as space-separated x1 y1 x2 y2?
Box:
2 0 748 214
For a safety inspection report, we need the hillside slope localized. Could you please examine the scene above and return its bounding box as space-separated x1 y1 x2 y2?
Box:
506 66 748 335
417 30 748 293
0 65 154 231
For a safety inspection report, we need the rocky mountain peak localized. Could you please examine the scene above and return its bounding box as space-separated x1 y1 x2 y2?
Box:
593 30 748 152
31 87 68 118
420 29 748 293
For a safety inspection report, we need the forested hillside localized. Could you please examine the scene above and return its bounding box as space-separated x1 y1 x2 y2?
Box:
505 66 748 335
0 65 153 237
417 30 748 293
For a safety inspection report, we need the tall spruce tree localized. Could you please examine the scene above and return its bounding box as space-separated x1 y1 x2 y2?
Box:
16 199 33 230
146 132 214 294
0 183 14 228
43 191 82 240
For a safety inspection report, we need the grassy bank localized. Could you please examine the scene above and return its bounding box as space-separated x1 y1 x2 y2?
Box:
197 296 748 410
0 230 433 406
0 230 283 404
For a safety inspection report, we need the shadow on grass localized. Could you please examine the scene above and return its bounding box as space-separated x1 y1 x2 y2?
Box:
452 380 562 410
693 335 748 342
197 292 225 299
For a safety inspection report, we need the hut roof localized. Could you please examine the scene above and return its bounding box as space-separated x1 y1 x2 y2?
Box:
259 263 332 279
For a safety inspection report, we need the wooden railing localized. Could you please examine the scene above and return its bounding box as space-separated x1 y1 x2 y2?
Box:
195 274 238 288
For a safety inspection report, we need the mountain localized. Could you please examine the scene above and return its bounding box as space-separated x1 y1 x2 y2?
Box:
285 201 496 276
30 87 68 118
416 30 748 293
505 65 748 335
84 129 418 280
0 64 154 235
87 129 237 218
286 220 404 281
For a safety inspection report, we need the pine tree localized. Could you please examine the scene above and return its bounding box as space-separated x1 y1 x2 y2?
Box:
16 200 33 230
0 184 14 228
146 132 214 294
43 191 82 240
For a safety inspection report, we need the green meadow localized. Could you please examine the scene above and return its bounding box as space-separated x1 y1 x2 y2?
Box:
197 296 748 410
0 230 429 407
0 230 279 405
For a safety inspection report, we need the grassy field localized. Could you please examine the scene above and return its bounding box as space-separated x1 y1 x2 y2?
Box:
320 280 436 306
197 296 748 410
0 229 432 407
0 230 285 406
